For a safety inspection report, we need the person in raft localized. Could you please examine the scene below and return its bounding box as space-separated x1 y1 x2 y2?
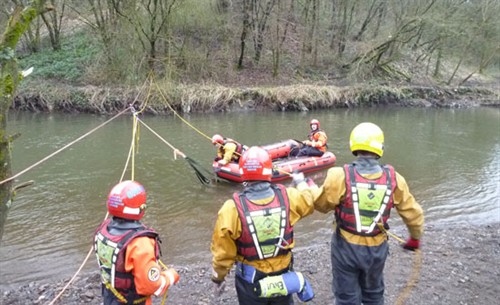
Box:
94 180 180 305
210 146 317 305
313 122 424 305
212 134 248 165
290 119 328 157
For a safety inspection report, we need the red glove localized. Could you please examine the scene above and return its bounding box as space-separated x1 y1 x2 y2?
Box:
403 238 420 251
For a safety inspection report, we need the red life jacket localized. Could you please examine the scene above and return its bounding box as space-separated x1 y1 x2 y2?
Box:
94 219 160 297
336 164 397 236
234 184 293 261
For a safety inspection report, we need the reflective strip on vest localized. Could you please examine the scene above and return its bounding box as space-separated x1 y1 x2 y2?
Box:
234 185 293 261
94 219 159 294
337 164 396 236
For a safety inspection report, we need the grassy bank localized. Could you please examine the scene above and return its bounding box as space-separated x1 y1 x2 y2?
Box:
13 81 499 115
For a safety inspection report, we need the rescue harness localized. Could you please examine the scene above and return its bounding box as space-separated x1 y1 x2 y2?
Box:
336 164 396 236
234 184 293 261
94 219 160 304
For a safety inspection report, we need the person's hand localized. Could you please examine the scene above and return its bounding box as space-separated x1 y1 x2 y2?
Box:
217 159 228 166
155 269 180 296
164 269 180 286
291 172 305 185
403 238 420 251
303 140 312 146
211 279 226 297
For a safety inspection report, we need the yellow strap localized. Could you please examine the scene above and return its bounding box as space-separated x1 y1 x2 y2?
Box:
104 281 148 304
377 222 405 244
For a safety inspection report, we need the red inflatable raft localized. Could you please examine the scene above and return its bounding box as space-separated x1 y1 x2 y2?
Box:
260 139 301 159
213 151 336 183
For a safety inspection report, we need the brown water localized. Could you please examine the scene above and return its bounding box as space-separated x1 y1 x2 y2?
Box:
0 107 499 288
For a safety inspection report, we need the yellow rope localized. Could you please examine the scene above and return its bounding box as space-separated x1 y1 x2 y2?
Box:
48 108 137 305
0 107 131 186
377 223 423 305
158 260 170 305
395 249 422 305
104 281 148 304
135 116 185 158
135 73 154 115
152 76 212 142
43 76 158 305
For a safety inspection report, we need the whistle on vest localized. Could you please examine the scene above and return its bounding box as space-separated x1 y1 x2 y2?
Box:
254 271 314 302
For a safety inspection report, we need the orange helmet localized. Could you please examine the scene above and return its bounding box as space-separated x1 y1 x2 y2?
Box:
310 119 320 129
107 180 147 220
212 134 224 145
239 146 273 182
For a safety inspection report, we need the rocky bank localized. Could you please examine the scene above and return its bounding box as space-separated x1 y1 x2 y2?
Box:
1 223 499 305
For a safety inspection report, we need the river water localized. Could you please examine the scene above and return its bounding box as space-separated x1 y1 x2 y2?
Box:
0 107 499 289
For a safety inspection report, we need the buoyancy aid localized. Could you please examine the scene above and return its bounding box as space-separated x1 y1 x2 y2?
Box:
307 130 328 151
94 218 160 301
336 164 397 236
234 184 293 261
224 138 244 161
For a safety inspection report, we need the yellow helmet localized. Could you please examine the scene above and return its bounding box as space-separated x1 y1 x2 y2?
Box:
349 122 384 157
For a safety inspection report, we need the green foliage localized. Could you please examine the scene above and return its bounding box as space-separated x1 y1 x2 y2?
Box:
0 48 15 61
18 31 98 83
12 0 500 86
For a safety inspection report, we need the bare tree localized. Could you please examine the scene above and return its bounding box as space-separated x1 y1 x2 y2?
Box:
251 0 277 63
40 0 65 51
270 0 293 77
111 0 179 73
68 0 119 63
237 0 252 69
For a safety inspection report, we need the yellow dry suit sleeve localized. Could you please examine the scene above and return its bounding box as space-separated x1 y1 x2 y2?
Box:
286 186 317 226
210 199 241 282
393 172 424 240
313 167 346 213
222 142 238 163
211 184 318 281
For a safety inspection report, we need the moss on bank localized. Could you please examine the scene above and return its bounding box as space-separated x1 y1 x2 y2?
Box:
12 82 499 114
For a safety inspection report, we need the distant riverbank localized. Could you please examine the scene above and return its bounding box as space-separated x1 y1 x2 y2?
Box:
14 82 500 115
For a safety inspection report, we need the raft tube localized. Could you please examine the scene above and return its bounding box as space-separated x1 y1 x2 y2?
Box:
213 151 336 183
260 139 301 160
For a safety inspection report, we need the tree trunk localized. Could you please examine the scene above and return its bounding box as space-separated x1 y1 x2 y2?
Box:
0 0 50 243
237 0 251 69
40 0 64 51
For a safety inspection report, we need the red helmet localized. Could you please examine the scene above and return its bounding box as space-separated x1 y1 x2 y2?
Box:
107 180 147 220
310 119 320 129
212 134 224 145
239 146 273 182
